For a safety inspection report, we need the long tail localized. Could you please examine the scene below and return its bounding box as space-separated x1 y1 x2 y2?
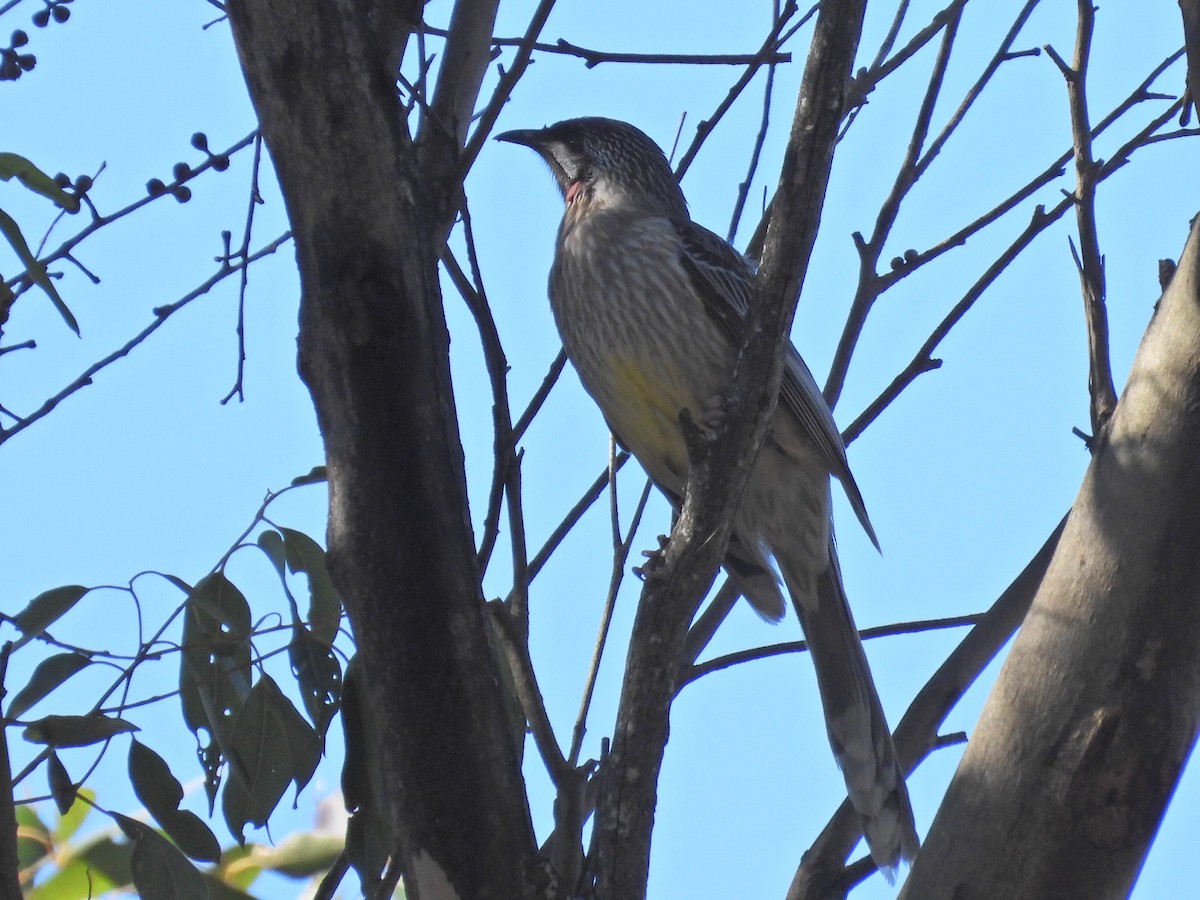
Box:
778 545 919 877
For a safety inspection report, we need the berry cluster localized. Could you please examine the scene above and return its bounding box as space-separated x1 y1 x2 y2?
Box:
145 133 231 204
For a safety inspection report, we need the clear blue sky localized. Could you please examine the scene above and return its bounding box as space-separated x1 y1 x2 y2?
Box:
2 2 1197 898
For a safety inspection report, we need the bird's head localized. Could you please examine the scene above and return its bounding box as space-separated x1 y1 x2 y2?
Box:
497 117 687 218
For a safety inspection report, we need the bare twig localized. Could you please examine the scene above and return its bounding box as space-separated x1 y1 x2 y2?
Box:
674 0 812 180
727 0 781 243
0 232 293 446
568 471 654 768
220 132 266 405
748 0 973 260
459 0 557 178
4 133 258 303
486 602 570 784
870 0 911 70
825 0 1039 410
1180 0 1200 121
680 613 981 687
682 577 743 666
515 454 631 595
420 24 791 68
1048 0 1118 440
843 95 1189 444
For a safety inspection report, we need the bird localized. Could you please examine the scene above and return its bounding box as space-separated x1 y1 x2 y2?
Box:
497 116 918 874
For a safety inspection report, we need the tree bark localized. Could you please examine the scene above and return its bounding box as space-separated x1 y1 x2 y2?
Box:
225 3 542 898
900 213 1200 899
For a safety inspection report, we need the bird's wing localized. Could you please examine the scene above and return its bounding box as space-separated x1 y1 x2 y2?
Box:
674 219 879 549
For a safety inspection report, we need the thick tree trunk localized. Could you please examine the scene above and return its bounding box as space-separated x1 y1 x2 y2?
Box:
225 3 542 898
900 214 1200 898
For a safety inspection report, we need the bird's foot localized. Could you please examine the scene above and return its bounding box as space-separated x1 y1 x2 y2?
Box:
633 534 670 580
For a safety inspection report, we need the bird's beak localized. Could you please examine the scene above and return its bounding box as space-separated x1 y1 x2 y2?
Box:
495 128 546 149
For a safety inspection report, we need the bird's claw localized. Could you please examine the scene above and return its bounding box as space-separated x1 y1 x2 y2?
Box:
633 534 670 579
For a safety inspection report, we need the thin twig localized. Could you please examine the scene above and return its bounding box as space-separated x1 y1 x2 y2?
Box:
674 0 811 180
825 0 1036 409
727 0 781 243
513 349 567 442
680 613 980 687
843 96 1188 444
486 602 571 785
568 473 654 768
220 132 265 405
514 454 631 594
0 232 293 446
1050 0 1117 439
458 0 557 179
419 26 791 68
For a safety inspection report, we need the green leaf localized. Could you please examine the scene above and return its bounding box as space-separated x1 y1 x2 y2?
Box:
26 837 131 900
288 623 341 738
115 814 209 900
7 651 91 719
0 153 79 210
179 571 252 810
130 739 184 812
0 206 79 334
11 585 89 648
222 675 320 843
16 803 51 871
280 528 341 642
53 786 95 845
23 714 138 748
250 831 343 877
129 740 220 863
47 751 75 815
255 529 286 578
161 810 221 865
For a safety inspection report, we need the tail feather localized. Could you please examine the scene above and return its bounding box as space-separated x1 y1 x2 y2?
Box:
779 547 919 876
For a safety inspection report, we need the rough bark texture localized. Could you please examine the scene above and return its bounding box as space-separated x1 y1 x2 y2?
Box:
591 3 867 898
225 3 542 898
900 214 1200 899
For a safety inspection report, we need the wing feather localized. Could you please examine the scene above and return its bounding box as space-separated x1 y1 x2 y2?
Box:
674 219 879 549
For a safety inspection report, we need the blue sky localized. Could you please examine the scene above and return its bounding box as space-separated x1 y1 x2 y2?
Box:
2 1 1197 898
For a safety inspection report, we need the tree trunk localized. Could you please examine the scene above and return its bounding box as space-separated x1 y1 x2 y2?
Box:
900 214 1200 898
225 3 542 897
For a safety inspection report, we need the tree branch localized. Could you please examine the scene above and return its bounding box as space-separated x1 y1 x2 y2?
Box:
592 4 867 896
900 214 1200 898
226 2 542 895
1050 0 1118 440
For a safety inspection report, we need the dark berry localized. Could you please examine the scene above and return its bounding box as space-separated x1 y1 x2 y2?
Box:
212 155 229 172
172 162 191 181
191 132 209 151
74 174 92 191
32 9 49 27
52 5 69 23
146 178 166 197
52 172 70 188
173 185 192 203
12 30 28 46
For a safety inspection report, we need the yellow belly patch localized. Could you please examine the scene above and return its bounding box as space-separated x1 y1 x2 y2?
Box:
603 356 693 482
